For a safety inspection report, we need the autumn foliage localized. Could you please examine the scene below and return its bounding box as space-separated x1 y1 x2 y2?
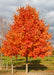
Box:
1 5 52 59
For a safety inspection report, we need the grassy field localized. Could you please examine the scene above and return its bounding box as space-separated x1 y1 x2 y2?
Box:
0 55 54 75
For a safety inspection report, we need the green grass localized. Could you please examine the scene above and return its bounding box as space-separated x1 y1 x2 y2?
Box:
0 55 54 72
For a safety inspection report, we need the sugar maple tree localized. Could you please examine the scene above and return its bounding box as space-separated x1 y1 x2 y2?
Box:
1 5 52 73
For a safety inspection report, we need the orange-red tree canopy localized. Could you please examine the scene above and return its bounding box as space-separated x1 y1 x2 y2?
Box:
1 5 52 59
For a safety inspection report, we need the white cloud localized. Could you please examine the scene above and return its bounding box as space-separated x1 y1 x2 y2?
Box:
49 26 54 30
44 11 54 26
46 11 54 18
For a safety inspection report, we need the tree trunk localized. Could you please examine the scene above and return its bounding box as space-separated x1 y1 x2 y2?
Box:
26 56 28 74
6 62 8 70
11 57 13 75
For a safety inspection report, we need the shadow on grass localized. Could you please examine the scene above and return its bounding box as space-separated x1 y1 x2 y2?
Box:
14 59 47 72
0 58 4 60
13 58 24 61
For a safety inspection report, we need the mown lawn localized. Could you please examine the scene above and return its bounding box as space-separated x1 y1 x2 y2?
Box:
0 55 54 74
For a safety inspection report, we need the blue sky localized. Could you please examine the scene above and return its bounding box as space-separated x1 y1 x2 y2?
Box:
0 0 54 46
